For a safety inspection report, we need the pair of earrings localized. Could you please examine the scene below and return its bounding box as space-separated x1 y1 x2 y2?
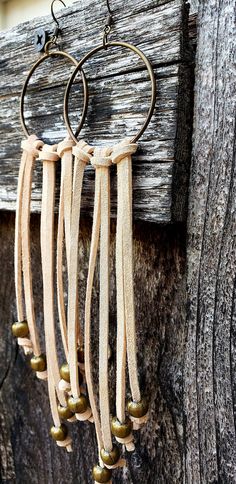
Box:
12 0 156 482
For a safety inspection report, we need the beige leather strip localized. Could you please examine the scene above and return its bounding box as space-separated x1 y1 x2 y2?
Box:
36 370 47 380
17 336 32 354
96 148 113 453
115 435 135 452
39 145 67 411
95 481 112 484
57 139 74 268
131 412 149 429
21 150 41 356
15 135 43 355
75 408 92 421
112 141 141 406
47 362 72 452
47 361 61 427
85 168 103 451
15 149 27 324
59 379 71 392
122 155 140 402
56 138 74 361
56 169 68 359
57 438 72 452
68 141 92 400
104 459 126 469
115 160 126 424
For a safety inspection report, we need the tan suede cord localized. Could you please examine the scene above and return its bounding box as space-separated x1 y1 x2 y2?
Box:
15 135 43 357
67 140 93 400
94 147 113 453
85 165 103 453
39 144 70 450
112 140 143 428
56 137 75 360
84 148 125 476
85 147 114 460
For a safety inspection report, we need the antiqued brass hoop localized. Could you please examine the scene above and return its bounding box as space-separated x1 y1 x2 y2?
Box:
20 49 88 140
64 41 156 144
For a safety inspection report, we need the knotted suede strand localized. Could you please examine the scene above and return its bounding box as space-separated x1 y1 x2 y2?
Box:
56 137 75 361
112 140 148 435
67 141 93 416
15 135 45 368
85 147 125 476
39 144 71 451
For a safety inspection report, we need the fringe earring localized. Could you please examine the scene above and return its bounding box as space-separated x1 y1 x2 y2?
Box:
66 140 94 422
39 143 72 451
64 33 156 482
111 140 149 439
85 146 126 482
15 0 88 448
13 135 47 380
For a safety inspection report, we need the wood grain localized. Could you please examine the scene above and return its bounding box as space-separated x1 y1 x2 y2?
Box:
0 0 193 223
0 212 187 483
184 0 236 482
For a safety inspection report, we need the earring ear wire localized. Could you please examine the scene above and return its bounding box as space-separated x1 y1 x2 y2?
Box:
51 0 66 40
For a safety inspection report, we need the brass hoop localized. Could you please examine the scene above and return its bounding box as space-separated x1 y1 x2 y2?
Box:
64 41 156 144
20 49 88 140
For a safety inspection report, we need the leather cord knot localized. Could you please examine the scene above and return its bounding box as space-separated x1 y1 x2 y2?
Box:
38 144 59 162
91 146 112 168
57 138 75 158
21 135 43 157
112 141 137 165
73 140 93 163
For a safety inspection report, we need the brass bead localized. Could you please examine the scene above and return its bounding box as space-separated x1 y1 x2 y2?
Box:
68 394 88 414
60 362 82 384
77 346 84 364
92 465 112 483
100 445 120 466
58 404 74 420
12 320 29 338
30 354 46 372
111 417 133 438
60 363 70 383
50 424 68 441
127 398 149 418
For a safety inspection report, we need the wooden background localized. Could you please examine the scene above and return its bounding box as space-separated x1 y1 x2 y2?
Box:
0 0 193 223
1 0 236 483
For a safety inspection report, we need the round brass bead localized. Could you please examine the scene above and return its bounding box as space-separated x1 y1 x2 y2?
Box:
68 394 88 414
92 465 112 483
100 445 120 466
111 417 133 438
77 346 84 364
50 424 68 441
60 363 70 383
12 320 29 338
127 398 149 418
57 404 74 420
30 354 46 372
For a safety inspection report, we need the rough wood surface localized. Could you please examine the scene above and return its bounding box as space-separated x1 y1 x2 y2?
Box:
0 1 202 484
0 212 187 483
184 0 236 482
0 0 193 223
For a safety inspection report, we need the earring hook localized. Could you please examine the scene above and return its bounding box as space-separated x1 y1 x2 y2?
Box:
103 0 113 47
51 0 66 28
106 0 112 15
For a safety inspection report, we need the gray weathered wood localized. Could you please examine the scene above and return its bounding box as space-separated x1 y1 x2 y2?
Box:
184 0 236 482
0 212 187 483
0 0 193 223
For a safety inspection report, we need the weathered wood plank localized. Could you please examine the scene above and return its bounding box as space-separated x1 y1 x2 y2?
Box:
0 212 187 483
0 0 186 94
184 0 236 482
0 0 193 223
